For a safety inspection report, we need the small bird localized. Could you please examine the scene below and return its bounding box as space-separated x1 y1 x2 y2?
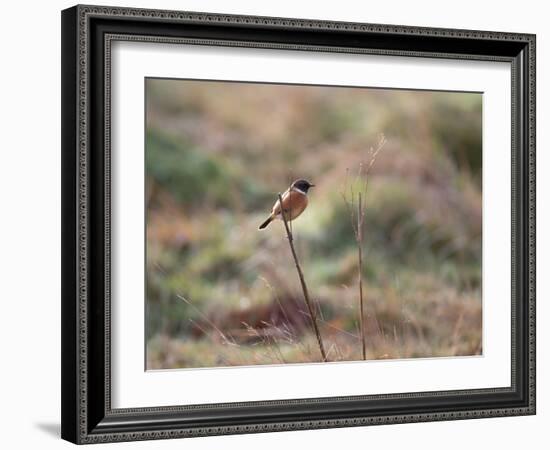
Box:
258 179 315 230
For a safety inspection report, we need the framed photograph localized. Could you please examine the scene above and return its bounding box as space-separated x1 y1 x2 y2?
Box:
61 5 536 444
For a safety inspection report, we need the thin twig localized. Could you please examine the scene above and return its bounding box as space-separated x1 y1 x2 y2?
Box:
278 192 328 362
340 134 386 361
358 191 366 360
298 310 359 340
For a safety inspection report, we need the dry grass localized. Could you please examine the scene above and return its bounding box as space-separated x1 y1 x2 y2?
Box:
147 280 481 369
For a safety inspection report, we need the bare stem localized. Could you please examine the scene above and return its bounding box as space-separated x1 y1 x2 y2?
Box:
340 134 386 361
278 193 328 362
358 192 366 360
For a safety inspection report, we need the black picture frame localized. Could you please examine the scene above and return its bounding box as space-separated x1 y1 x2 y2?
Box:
61 4 536 444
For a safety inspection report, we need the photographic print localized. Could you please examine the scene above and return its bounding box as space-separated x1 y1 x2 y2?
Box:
145 78 482 370
61 8 535 442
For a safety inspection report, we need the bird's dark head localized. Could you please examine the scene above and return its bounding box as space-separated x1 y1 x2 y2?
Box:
292 179 315 193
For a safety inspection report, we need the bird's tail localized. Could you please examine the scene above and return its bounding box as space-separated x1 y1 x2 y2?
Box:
258 216 274 230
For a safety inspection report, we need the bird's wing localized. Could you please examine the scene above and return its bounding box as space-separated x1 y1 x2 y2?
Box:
271 189 291 216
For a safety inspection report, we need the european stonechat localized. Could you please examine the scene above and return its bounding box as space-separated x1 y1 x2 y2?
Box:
258 179 315 230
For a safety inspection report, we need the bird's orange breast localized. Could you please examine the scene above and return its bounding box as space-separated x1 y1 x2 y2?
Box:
272 189 308 221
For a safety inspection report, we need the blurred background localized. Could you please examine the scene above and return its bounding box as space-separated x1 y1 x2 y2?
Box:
145 78 482 369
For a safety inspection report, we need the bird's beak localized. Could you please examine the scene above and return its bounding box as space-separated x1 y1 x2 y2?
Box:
309 183 316 187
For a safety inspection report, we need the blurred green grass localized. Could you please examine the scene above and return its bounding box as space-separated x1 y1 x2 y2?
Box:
145 79 482 369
